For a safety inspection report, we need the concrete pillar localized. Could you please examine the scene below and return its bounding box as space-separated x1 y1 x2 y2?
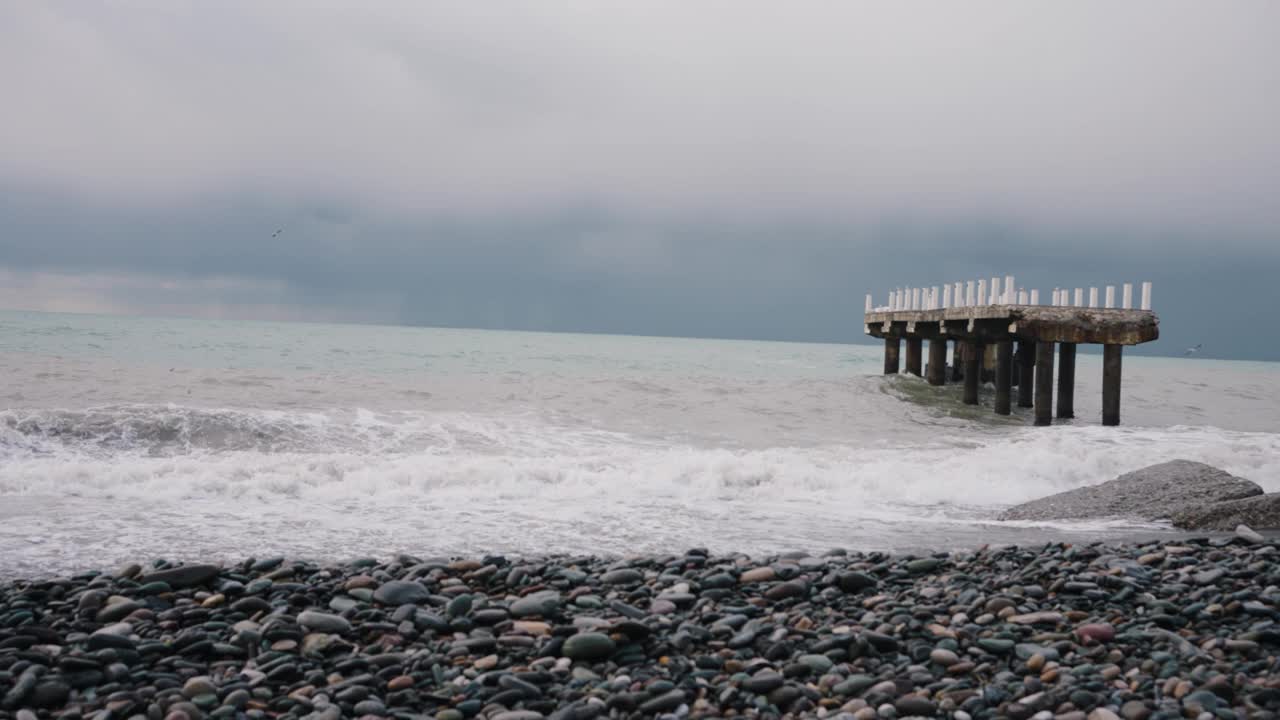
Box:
927 339 947 386
1034 341 1054 426
1017 341 1035 408
905 338 923 377
982 344 997 383
994 341 1013 415
963 341 980 405
951 340 963 382
884 337 900 375
1057 342 1076 419
1103 344 1122 426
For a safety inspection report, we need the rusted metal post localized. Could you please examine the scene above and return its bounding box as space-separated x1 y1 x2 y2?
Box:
1103 344 1122 426
884 337 900 375
905 338 923 377
1034 341 1054 426
963 341 980 405
927 339 947 386
994 341 1013 415
1017 341 1035 408
1057 342 1076 419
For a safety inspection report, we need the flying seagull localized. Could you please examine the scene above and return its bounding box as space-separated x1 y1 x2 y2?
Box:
1184 344 1202 356
271 228 283 238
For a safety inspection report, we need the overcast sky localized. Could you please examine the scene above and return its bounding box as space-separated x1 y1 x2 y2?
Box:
2 2 1277 359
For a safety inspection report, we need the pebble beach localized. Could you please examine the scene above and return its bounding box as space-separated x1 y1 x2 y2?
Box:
3 535 1279 719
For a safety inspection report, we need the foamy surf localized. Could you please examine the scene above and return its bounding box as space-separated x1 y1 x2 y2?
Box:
2 402 1276 575
3 310 1278 576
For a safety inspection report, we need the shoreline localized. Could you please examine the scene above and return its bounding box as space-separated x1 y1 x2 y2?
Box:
2 538 1278 719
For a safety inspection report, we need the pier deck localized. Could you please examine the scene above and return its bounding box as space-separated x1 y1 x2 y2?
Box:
864 306 1158 345
864 279 1159 426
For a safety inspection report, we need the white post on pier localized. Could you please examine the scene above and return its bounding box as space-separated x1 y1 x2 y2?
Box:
1074 288 1084 307
977 279 986 307
1141 281 1152 311
1105 286 1115 308
1030 289 1040 305
932 286 940 310
954 282 963 307
1052 288 1060 305
866 294 873 312
990 277 1000 304
942 284 952 308
1089 287 1099 308
1004 275 1015 304
965 281 975 307
1122 283 1133 309
911 287 920 310
1018 289 1028 304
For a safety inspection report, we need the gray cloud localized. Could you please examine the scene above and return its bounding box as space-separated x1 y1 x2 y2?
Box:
1 2 1277 359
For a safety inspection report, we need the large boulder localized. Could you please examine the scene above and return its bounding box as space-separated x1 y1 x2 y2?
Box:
1171 493 1280 530
999 460 1262 522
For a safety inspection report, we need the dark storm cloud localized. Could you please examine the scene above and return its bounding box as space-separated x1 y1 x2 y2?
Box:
1 2 1277 359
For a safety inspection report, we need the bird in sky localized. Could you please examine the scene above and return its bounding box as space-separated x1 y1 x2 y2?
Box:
271 228 283 238
1184 344 1202 356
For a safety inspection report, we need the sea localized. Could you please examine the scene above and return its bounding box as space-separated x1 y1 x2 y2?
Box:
2 309 1278 577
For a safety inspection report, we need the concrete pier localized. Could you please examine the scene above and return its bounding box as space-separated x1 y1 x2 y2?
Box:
884 337 900 375
1103 344 1122 426
1057 342 1076 419
1017 341 1035 408
981 344 996 383
927 339 947 386
1034 341 1054 426
905 338 923 377
994 341 1013 415
865 289 1158 426
962 341 979 405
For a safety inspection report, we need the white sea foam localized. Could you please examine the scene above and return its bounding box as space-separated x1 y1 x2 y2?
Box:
3 310 1278 576
2 403 1276 575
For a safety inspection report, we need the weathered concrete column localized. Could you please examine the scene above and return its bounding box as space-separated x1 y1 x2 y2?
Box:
883 337 900 375
1103 344 1122 426
1034 341 1055 426
1057 342 1076 419
927 339 947 386
963 341 980 405
905 338 923 377
951 340 963 382
994 341 1013 415
1017 341 1035 408
981 344 997 383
